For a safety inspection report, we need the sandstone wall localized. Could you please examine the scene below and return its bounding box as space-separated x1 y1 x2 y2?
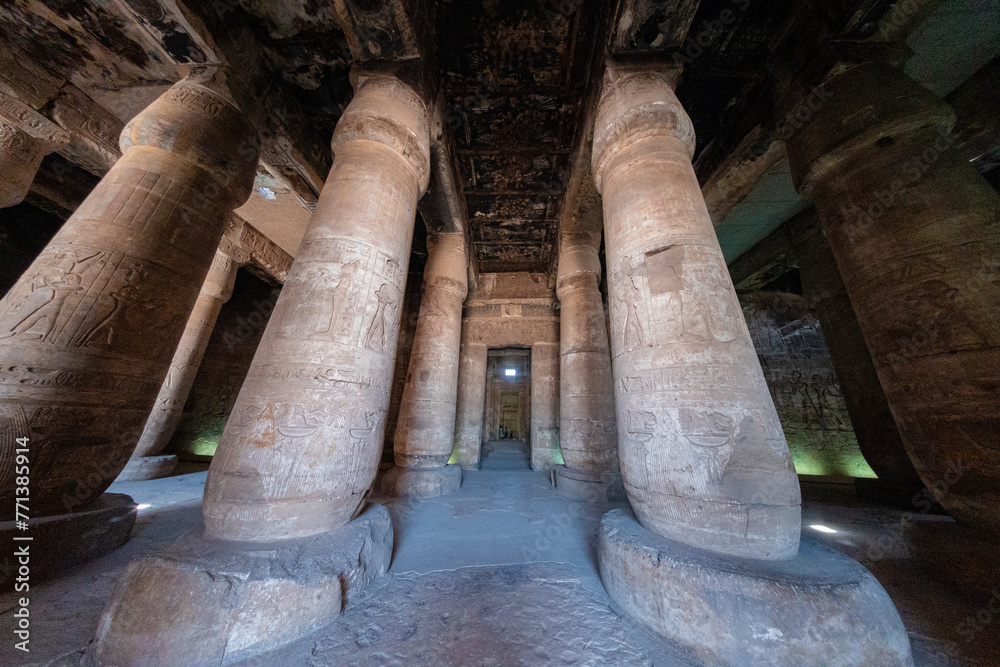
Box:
741 291 875 478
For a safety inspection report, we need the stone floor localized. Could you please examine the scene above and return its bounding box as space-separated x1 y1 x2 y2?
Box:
479 440 531 470
1 468 997 665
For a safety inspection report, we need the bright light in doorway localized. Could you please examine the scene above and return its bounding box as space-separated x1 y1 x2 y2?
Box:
809 524 837 534
505 368 516 377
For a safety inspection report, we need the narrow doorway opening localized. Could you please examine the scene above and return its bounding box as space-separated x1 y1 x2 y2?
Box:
481 348 531 469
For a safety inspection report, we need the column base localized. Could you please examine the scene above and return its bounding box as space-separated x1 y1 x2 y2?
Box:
1 493 137 586
380 464 462 497
552 465 627 502
903 514 1000 595
598 508 912 666
115 454 179 482
91 504 393 666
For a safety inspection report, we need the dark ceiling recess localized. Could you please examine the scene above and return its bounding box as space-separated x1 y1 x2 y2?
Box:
437 0 598 273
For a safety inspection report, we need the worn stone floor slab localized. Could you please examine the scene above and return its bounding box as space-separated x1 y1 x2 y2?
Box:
245 563 677 666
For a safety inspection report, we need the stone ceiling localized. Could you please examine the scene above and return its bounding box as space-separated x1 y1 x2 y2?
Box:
437 0 597 273
6 0 992 279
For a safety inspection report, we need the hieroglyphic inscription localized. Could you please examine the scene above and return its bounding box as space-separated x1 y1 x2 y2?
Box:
51 85 124 175
0 91 71 145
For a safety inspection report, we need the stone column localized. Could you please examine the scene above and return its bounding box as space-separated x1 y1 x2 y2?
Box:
553 234 622 500
202 73 430 542
0 92 71 209
453 341 487 469
93 73 428 664
795 224 924 495
785 62 1000 535
382 232 467 496
592 65 800 559
530 341 560 470
590 63 911 664
0 70 260 519
118 243 244 482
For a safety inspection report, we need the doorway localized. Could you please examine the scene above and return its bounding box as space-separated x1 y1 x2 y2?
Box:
482 348 531 469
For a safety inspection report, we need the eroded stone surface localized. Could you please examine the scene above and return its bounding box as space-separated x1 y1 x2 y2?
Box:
385 232 467 494
786 62 1000 536
556 235 620 488
0 70 261 518
249 563 668 667
599 508 913 666
91 504 392 666
592 63 800 559
0 492 136 587
133 246 243 461
202 74 430 541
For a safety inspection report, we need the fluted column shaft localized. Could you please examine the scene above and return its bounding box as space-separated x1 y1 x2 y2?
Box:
0 72 260 517
392 233 467 468
132 247 241 459
556 241 618 473
787 62 1000 534
592 64 800 560
203 74 430 541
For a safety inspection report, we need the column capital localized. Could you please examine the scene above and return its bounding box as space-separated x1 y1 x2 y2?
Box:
332 73 431 195
787 62 954 195
121 73 262 205
592 63 696 194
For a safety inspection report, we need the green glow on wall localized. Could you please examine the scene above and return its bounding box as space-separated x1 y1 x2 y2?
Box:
785 429 877 478
189 436 221 457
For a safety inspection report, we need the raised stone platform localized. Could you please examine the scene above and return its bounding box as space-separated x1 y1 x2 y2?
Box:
381 463 462 497
114 454 178 482
599 508 913 666
0 493 136 586
91 503 393 666
552 465 627 502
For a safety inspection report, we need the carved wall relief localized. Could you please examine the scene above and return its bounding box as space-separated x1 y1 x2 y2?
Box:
740 291 874 478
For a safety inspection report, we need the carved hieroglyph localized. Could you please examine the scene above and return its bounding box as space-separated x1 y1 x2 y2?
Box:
203 74 430 541
592 64 800 559
132 247 244 460
390 233 468 469
0 91 71 208
0 72 260 517
556 238 619 474
786 62 1000 535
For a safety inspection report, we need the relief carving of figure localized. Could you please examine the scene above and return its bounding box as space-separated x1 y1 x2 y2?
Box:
2 273 83 342
364 283 397 352
312 260 360 340
1 251 103 342
791 370 824 430
74 266 146 350
619 258 645 352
